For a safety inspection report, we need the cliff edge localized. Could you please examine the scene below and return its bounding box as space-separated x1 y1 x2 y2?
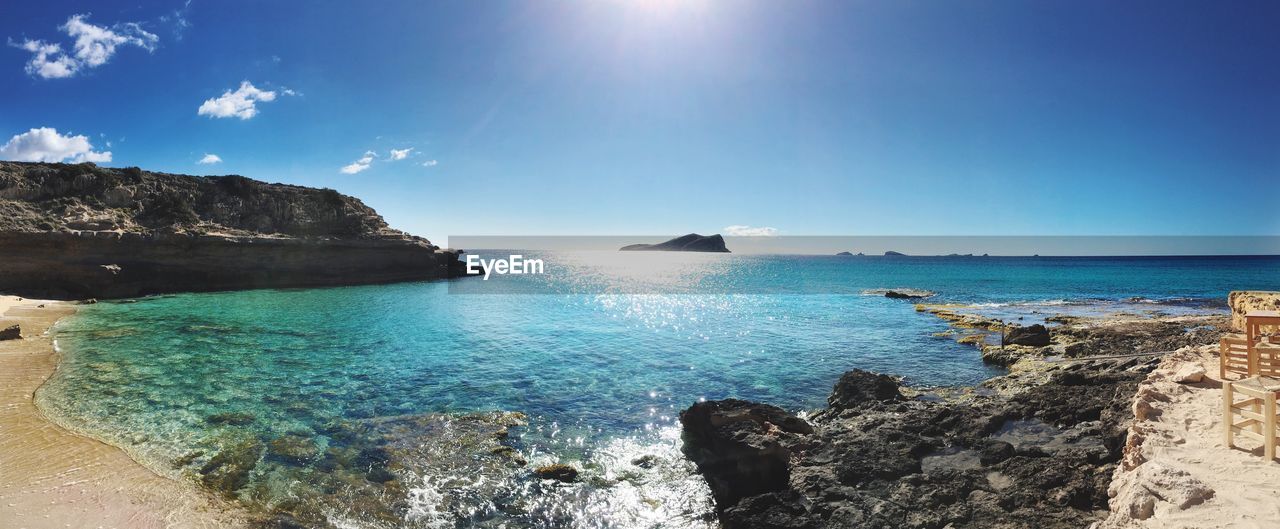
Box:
0 161 467 298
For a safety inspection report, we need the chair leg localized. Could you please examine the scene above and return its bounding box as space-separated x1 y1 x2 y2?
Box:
1225 382 1234 448
1220 341 1228 380
1253 398 1262 434
1268 394 1277 462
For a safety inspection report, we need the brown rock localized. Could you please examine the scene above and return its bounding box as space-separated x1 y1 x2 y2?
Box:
0 324 21 340
533 463 579 482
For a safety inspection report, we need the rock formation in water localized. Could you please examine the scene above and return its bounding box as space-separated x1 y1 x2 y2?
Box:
619 233 730 253
0 161 469 299
678 313 1228 529
884 289 934 299
836 251 853 256
884 250 906 256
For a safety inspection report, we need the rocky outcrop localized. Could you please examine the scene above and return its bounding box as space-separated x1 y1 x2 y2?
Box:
1228 290 1280 331
620 233 730 253
677 316 1207 529
0 324 21 340
884 251 906 256
835 251 853 256
885 289 934 299
679 399 813 509
828 369 903 407
1006 324 1051 347
0 162 469 298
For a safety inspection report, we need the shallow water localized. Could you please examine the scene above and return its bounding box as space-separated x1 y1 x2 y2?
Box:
38 254 1278 527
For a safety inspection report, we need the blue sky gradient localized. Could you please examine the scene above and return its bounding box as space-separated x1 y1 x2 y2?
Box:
3 0 1278 244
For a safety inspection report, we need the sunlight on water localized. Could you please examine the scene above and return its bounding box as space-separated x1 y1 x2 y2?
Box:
36 254 1272 527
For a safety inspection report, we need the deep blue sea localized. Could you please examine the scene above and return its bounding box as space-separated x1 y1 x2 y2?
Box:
38 254 1280 528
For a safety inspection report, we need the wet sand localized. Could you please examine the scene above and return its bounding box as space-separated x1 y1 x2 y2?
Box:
0 296 246 529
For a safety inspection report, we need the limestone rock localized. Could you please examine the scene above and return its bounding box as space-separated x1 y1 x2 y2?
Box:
1171 363 1205 384
1107 462 1213 523
1228 290 1280 332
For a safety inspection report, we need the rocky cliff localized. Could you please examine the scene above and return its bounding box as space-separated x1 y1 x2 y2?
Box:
0 161 467 298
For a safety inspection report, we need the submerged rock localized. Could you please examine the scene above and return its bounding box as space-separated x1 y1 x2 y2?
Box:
267 434 322 464
198 436 263 496
205 411 256 426
533 464 579 482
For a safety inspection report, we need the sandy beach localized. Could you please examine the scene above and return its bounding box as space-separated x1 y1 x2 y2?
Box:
0 295 245 529
1102 346 1280 528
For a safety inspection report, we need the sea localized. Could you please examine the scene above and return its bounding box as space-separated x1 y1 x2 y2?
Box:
37 254 1280 528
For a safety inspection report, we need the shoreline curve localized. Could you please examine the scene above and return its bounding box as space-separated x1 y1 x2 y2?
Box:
0 295 247 529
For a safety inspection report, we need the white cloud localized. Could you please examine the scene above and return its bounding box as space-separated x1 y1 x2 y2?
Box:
0 127 112 163
14 40 78 79
11 14 157 79
422 159 438 167
340 150 377 174
724 225 779 237
389 148 413 161
198 81 278 119
197 153 222 164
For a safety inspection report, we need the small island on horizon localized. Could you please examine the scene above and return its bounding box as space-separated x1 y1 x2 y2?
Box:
619 233 730 253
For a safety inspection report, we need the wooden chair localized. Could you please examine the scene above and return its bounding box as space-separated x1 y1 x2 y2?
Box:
1220 333 1251 380
1225 342 1280 461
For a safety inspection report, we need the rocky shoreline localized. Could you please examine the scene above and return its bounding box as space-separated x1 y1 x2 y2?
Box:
0 162 470 299
679 307 1231 529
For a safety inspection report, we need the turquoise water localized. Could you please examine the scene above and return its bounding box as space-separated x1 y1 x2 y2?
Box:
39 254 1279 528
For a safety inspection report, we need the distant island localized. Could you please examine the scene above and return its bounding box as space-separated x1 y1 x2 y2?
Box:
884 251 906 256
620 233 730 253
836 251 853 256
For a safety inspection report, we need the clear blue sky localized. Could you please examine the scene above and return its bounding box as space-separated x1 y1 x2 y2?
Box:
3 0 1278 245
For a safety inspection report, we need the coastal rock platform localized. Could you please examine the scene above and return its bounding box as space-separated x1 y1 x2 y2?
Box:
679 308 1234 529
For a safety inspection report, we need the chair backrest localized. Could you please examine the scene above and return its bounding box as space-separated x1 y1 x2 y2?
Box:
1257 343 1280 378
1221 335 1251 378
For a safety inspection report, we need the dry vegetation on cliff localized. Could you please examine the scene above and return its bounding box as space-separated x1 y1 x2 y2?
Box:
0 161 408 240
